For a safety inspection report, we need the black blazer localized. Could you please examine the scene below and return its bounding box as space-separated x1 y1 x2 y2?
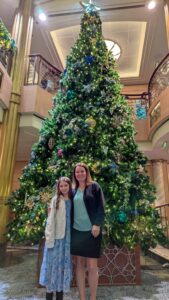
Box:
71 182 105 227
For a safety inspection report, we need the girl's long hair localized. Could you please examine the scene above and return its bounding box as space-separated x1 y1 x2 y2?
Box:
72 162 93 189
56 177 73 210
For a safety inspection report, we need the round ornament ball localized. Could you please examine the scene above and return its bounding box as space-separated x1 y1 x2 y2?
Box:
67 90 75 100
85 55 95 64
91 162 100 174
65 128 73 137
117 210 128 224
85 117 96 128
57 149 64 157
48 137 55 150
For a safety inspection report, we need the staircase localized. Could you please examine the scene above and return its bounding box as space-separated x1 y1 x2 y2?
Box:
148 203 169 265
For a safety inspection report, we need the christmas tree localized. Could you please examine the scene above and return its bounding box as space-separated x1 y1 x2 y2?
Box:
7 1 167 251
0 19 15 51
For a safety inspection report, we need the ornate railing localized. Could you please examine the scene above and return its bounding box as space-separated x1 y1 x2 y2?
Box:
24 56 150 117
0 49 13 74
25 54 61 94
155 203 169 239
123 92 150 120
148 53 169 104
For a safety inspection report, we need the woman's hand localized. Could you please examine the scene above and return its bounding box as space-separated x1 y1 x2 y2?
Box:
91 225 100 238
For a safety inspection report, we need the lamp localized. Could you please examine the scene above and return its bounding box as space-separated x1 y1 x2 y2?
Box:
147 1 156 10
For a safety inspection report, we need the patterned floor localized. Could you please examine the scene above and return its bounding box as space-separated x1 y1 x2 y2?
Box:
0 248 169 300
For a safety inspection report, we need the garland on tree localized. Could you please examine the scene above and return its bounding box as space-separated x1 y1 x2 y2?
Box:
6 1 168 251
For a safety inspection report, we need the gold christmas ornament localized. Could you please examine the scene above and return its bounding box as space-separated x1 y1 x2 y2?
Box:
47 165 57 172
91 162 100 173
85 116 96 128
48 137 55 150
25 198 34 209
39 187 54 204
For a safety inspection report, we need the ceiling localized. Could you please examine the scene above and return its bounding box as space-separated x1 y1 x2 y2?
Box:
50 21 147 78
32 0 168 85
0 0 168 85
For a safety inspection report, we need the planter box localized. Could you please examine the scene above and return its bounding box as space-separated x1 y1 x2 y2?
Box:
37 241 141 287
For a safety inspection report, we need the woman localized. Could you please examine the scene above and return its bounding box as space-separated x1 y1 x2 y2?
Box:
40 177 72 300
71 162 105 300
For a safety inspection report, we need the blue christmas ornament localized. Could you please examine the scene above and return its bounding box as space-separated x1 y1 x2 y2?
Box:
85 55 95 64
110 161 119 173
11 38 15 49
63 69 67 75
131 209 139 216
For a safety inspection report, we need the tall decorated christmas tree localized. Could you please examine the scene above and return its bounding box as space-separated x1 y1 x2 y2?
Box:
7 1 167 251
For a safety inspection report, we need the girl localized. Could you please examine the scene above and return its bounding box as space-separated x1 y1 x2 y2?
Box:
71 163 105 300
40 177 72 300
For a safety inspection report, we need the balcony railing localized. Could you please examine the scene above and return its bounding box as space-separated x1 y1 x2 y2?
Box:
148 53 169 104
0 49 13 74
155 203 169 239
24 54 150 119
25 54 61 94
123 92 150 120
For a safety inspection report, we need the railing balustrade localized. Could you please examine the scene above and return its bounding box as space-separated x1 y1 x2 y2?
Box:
25 54 61 94
0 49 13 74
148 53 169 104
155 203 169 239
24 57 150 118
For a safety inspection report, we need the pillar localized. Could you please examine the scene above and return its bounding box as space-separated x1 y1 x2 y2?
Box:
164 0 169 49
0 0 33 245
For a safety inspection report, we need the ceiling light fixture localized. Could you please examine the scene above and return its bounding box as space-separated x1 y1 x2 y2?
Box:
147 1 156 10
105 40 121 60
38 12 47 21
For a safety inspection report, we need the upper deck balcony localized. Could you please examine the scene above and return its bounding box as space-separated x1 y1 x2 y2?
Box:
148 54 169 138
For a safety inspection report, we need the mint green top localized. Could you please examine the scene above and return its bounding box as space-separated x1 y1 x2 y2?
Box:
73 189 92 231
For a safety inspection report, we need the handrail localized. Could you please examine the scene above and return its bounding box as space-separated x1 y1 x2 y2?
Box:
148 53 169 93
148 52 169 104
0 49 13 75
155 203 169 209
155 203 169 239
28 54 61 76
122 92 150 107
25 54 150 116
25 54 61 94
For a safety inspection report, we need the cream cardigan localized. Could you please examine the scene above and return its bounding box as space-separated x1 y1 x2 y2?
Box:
45 195 66 248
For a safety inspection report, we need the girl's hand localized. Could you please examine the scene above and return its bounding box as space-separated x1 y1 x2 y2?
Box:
91 225 100 238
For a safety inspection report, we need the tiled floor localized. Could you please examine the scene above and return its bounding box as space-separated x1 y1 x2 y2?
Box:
0 248 169 300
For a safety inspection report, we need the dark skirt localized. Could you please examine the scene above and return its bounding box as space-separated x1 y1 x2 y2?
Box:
71 228 102 258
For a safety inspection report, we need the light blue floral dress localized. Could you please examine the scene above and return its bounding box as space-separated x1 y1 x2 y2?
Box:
39 200 72 292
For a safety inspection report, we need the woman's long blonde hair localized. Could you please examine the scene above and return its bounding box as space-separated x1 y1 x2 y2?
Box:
72 162 93 189
56 177 73 209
